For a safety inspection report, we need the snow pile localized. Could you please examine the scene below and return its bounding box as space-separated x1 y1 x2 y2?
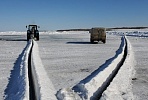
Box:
4 40 32 100
31 40 56 100
125 31 148 37
100 36 135 100
56 36 126 100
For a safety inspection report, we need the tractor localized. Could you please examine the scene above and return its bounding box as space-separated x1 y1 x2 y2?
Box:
26 25 40 41
89 27 106 43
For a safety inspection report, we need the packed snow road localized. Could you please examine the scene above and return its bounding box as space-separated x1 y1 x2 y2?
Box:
37 32 122 92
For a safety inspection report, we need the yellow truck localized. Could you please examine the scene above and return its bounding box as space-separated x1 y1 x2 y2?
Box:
89 28 106 43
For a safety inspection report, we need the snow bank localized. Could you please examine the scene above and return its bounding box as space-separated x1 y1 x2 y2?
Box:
31 40 56 100
40 31 89 35
100 36 135 100
56 36 126 100
4 40 32 100
107 29 148 37
0 31 89 36
0 31 26 35
111 28 148 32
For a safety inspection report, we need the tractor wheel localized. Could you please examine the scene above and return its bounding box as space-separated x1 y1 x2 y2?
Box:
102 40 106 44
27 37 29 41
90 39 94 43
27 35 30 41
36 35 39 41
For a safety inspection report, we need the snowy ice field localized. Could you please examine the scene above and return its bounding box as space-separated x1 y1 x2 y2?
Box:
0 29 148 100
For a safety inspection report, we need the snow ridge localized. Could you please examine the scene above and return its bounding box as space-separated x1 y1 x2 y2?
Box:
31 40 56 100
100 35 135 100
56 36 127 100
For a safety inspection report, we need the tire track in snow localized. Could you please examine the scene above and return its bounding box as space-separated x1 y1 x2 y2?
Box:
28 40 36 100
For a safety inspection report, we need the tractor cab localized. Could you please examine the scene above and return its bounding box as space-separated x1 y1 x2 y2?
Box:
26 25 40 41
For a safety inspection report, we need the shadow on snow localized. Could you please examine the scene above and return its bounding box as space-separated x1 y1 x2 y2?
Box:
0 35 27 41
67 41 104 44
4 42 29 99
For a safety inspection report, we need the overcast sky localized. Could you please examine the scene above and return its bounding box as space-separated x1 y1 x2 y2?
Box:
0 0 148 31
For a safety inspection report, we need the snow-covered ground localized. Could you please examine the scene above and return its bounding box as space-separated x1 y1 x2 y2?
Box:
127 36 148 100
37 32 121 91
0 30 148 100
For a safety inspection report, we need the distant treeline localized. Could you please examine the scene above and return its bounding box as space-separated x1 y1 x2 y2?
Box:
57 27 148 32
57 29 90 32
